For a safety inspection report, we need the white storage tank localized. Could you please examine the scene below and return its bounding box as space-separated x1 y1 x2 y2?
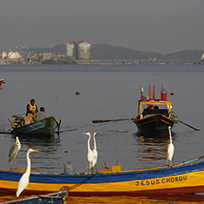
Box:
7 51 20 59
201 53 204 61
77 41 91 60
1 50 7 59
66 41 76 58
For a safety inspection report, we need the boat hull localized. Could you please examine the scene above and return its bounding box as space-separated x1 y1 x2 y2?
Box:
0 78 4 87
1 186 68 204
133 113 174 134
13 116 59 136
1 161 204 196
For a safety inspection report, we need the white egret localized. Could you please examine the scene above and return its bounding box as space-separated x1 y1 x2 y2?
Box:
167 126 174 166
92 132 98 171
83 132 94 170
8 136 21 169
16 148 39 197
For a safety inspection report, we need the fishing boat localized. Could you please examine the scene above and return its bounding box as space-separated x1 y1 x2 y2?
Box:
1 186 69 204
9 116 60 136
132 85 178 134
1 157 204 196
0 78 4 87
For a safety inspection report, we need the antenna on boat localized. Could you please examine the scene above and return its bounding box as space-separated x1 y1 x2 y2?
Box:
140 86 144 100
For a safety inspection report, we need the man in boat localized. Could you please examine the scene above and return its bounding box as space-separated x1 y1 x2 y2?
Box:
33 107 47 121
146 104 154 109
25 99 38 125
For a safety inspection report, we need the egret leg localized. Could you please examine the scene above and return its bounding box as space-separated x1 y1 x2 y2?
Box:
21 190 25 198
95 165 98 173
168 160 173 167
10 161 12 169
14 158 17 169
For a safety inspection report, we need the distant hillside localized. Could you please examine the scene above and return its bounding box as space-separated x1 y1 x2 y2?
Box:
163 50 204 60
28 44 204 61
91 44 163 60
29 44 66 55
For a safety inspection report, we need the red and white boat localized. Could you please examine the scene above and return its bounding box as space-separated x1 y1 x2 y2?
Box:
0 78 4 87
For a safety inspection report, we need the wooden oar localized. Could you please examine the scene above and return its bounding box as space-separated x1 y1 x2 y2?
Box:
11 118 24 134
92 118 133 123
5 125 14 132
178 120 200 131
176 155 204 166
5 118 15 132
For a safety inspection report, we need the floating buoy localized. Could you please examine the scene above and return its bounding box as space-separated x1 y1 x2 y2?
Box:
75 91 80 95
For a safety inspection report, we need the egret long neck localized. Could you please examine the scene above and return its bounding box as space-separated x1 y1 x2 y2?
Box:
93 134 97 150
170 134 172 144
87 134 91 151
25 152 31 175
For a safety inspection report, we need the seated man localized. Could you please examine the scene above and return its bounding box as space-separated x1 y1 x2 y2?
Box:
25 99 38 125
33 107 47 121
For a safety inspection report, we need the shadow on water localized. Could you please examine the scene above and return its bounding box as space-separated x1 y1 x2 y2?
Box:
133 129 178 140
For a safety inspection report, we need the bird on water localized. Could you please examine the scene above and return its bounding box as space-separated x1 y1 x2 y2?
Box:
8 136 21 169
167 126 174 166
16 148 39 197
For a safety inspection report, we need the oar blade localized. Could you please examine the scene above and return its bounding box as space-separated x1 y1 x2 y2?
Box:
178 120 200 131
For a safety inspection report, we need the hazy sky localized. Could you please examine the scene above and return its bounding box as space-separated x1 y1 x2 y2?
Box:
1 0 204 54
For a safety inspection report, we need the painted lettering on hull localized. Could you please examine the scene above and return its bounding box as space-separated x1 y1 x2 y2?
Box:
135 175 187 186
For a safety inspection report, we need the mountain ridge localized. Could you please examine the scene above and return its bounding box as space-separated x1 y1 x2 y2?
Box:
28 44 204 61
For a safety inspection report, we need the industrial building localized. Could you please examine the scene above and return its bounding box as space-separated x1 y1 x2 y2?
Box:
0 50 20 59
66 41 91 60
66 41 77 59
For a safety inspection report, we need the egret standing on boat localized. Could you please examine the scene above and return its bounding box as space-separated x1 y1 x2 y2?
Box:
167 126 174 166
83 132 94 171
92 132 98 172
16 148 39 197
8 137 21 169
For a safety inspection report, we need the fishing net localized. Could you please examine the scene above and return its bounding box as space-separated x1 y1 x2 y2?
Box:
170 112 179 123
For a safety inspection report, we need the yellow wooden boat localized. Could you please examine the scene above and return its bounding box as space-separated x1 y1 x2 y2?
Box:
1 157 204 196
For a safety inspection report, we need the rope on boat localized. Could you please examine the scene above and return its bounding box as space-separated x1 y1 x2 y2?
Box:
69 174 96 191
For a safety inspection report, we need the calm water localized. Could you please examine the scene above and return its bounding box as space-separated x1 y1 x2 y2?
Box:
1 64 204 203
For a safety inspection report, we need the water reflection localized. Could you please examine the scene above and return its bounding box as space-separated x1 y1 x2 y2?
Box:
67 194 204 204
1 194 204 204
133 131 178 168
135 129 170 138
12 134 61 148
10 134 63 173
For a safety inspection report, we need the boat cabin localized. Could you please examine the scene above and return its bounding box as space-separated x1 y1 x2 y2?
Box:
138 85 173 119
138 100 172 119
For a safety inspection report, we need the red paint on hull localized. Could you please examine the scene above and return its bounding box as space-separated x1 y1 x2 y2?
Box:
1 186 204 197
0 79 3 87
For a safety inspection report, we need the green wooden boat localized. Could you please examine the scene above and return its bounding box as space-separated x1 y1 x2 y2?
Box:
11 116 60 137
